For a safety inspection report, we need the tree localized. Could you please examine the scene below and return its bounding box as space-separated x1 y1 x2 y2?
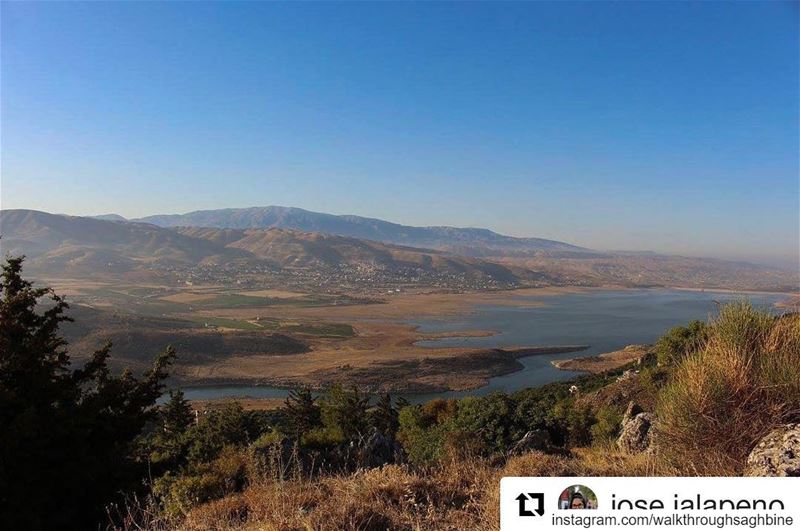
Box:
149 390 194 468
320 385 369 441
0 256 175 530
369 393 399 437
282 387 321 439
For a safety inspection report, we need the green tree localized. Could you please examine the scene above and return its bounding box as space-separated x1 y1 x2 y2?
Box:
150 390 195 468
282 387 321 439
0 256 174 530
186 401 254 464
369 393 399 437
320 385 369 441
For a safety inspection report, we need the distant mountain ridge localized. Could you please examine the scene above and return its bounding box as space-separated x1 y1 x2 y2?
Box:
1 209 795 292
0 209 530 285
130 206 586 257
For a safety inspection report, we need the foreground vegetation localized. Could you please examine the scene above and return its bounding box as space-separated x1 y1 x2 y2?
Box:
1 256 797 530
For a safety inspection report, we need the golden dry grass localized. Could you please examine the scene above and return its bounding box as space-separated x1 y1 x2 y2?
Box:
656 303 800 475
147 448 655 531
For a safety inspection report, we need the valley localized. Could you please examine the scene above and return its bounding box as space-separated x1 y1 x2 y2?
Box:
1 208 796 397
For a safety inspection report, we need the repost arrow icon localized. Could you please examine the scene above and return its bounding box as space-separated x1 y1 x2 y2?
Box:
516 492 544 516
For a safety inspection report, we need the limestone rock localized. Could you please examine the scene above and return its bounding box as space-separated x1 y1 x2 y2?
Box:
617 403 653 453
509 429 551 455
744 424 800 477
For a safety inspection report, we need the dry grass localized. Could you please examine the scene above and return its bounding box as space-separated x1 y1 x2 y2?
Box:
656 302 800 475
123 447 652 531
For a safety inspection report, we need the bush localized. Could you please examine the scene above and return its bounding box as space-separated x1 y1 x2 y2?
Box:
657 302 800 474
590 405 623 444
655 319 708 365
449 394 513 457
396 406 448 465
154 445 248 519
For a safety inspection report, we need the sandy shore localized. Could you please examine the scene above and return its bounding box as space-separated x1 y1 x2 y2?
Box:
552 344 650 374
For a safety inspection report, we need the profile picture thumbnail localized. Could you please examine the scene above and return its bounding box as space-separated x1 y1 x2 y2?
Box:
559 485 597 510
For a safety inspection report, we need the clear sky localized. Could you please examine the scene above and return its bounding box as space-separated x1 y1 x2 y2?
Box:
1 1 798 267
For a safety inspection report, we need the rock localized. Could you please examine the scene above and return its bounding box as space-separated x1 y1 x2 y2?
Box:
509 429 551 455
617 407 653 453
622 401 643 423
356 431 403 469
744 424 800 477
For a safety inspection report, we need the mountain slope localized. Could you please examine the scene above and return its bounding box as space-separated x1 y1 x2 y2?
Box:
0 209 246 274
0 210 529 285
176 226 524 282
134 206 585 256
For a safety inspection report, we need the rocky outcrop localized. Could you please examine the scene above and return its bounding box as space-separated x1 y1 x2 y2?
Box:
617 401 653 453
356 432 404 469
509 429 551 455
744 424 800 477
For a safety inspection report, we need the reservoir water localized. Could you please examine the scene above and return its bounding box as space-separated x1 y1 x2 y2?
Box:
180 289 788 403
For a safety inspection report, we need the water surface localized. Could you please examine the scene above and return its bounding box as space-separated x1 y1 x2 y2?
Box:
181 289 787 402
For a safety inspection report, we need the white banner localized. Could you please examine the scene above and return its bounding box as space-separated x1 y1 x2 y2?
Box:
500 477 799 530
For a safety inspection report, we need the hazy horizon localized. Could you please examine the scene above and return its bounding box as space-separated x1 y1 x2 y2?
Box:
1 2 798 269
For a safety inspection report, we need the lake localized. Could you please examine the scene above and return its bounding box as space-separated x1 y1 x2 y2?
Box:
180 288 788 402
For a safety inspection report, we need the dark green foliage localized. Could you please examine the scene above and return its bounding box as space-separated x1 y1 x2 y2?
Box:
655 319 708 365
282 387 321 439
320 384 370 441
162 390 194 436
397 405 449 464
148 390 195 469
369 393 399 437
0 256 174 530
185 402 260 464
450 393 513 456
590 405 623 443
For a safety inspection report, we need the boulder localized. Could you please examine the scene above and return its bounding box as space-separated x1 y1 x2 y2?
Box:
509 429 551 455
617 412 653 453
622 401 643 423
356 432 403 469
744 424 800 477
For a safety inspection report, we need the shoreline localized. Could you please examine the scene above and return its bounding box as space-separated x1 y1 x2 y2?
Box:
552 344 650 374
175 343 591 394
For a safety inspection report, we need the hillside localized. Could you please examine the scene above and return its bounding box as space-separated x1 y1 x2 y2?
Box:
0 210 530 287
2 209 795 292
176 226 524 282
0 209 246 275
132 206 587 256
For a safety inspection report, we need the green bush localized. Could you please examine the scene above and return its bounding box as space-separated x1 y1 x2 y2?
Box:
657 303 800 474
154 445 248 518
590 406 623 444
396 406 448 464
302 426 345 449
655 319 708 365
320 385 370 441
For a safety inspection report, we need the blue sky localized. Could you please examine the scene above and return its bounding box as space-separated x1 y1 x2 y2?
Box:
1 2 798 267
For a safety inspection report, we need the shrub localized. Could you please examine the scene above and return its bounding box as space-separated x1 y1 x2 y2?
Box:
449 393 513 457
591 405 623 444
396 406 448 465
154 445 248 519
657 302 800 474
655 319 708 365
302 426 345 449
320 385 370 441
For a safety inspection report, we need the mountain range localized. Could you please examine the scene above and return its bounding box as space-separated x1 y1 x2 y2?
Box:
126 206 587 257
0 209 528 284
0 208 796 292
